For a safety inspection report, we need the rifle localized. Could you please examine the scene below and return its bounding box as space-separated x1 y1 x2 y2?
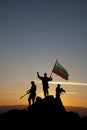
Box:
19 89 30 99
20 93 28 99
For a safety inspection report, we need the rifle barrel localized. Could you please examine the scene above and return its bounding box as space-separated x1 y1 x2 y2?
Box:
20 93 27 99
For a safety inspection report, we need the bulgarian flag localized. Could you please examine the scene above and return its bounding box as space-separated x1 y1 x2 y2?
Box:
52 59 69 80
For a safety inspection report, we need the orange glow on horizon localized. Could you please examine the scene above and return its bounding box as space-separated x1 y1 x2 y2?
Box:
0 81 87 108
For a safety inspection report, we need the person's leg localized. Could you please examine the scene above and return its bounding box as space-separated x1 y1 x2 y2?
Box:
43 90 46 98
29 95 31 105
46 89 49 96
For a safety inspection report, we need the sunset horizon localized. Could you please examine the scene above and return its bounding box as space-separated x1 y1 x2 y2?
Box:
0 0 87 117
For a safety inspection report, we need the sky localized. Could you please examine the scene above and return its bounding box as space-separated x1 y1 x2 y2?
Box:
0 0 87 108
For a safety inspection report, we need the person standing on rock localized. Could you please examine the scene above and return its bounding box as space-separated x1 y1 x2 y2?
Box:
27 81 37 106
37 72 53 98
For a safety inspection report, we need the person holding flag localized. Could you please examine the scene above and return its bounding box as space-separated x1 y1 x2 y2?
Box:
37 72 53 98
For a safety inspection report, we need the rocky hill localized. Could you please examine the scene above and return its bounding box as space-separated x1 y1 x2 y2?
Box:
0 95 87 129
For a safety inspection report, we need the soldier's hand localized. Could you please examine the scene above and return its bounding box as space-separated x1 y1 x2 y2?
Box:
37 72 39 75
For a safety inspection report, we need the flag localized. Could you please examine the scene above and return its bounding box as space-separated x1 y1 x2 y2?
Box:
52 59 69 80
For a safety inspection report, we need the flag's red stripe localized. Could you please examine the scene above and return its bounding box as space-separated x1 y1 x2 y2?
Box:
52 69 68 80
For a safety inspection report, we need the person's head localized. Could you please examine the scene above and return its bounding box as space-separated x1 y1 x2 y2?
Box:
44 73 47 77
57 84 60 88
31 81 34 85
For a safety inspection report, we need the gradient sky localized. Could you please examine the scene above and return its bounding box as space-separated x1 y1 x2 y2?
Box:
0 0 87 107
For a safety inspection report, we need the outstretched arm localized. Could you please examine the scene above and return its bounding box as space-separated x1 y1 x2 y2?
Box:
37 72 41 79
61 88 65 93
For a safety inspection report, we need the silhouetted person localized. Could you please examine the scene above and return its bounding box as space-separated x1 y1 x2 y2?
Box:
37 72 53 98
27 81 37 106
56 84 65 99
55 84 65 111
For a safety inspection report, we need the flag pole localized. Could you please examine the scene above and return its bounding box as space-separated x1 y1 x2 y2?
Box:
50 59 58 77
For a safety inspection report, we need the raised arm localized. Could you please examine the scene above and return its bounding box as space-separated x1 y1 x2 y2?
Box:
49 75 53 81
37 72 40 78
